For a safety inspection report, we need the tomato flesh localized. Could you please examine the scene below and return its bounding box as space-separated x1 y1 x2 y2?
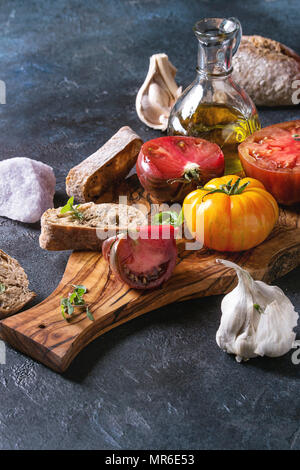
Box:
102 225 177 289
247 127 300 170
239 121 300 205
137 136 224 202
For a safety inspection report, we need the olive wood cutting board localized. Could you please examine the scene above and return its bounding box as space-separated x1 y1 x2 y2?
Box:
1 176 300 373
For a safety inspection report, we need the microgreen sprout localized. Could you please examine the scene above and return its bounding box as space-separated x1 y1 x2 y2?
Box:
60 197 84 220
153 210 183 227
60 284 94 322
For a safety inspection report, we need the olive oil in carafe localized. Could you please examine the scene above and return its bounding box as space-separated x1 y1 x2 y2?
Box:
168 18 261 175
169 103 261 175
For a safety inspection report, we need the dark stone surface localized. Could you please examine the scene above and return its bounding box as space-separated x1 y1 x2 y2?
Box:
0 0 299 450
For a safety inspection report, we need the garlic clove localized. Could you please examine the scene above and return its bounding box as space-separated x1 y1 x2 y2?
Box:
216 260 257 360
136 53 182 131
216 259 299 362
254 299 298 358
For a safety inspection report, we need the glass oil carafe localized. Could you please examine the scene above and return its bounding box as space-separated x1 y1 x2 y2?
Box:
168 17 261 175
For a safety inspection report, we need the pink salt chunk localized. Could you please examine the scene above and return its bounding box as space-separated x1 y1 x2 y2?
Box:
0 157 56 223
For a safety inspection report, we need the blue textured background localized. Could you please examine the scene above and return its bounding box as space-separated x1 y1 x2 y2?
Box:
0 0 299 450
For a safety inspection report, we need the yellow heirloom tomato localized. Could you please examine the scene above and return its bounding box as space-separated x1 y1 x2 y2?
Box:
183 175 279 252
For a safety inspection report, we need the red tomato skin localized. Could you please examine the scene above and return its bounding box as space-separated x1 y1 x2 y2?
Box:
238 158 300 205
137 136 224 203
239 121 300 205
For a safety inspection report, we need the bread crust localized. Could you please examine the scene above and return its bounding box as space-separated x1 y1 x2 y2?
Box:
39 202 147 251
66 126 143 203
232 35 300 106
39 221 104 251
0 249 36 318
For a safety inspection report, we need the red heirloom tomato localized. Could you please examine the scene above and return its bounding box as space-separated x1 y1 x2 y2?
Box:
238 120 300 205
136 136 224 202
102 225 177 290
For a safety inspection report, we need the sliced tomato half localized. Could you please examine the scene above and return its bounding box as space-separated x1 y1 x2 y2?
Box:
136 136 224 202
238 120 300 205
102 225 177 290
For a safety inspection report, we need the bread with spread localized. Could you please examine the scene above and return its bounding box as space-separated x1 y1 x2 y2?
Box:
39 202 147 251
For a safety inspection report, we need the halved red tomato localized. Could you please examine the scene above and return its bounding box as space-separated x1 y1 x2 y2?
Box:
238 120 300 205
102 225 177 290
136 136 224 202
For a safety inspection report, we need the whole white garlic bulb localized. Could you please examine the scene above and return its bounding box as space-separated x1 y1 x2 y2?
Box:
216 259 299 362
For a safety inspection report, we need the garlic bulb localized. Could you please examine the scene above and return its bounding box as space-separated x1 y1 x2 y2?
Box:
136 53 182 131
216 259 299 362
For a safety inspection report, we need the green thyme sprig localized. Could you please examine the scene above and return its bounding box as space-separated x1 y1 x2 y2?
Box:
0 283 6 294
60 197 84 220
60 284 94 322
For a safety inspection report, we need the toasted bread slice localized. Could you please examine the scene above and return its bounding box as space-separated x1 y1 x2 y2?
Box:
66 126 143 203
0 249 36 318
39 202 147 251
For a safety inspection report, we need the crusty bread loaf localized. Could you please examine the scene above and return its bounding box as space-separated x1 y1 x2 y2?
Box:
39 202 147 251
0 249 36 318
232 35 300 106
66 126 143 203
